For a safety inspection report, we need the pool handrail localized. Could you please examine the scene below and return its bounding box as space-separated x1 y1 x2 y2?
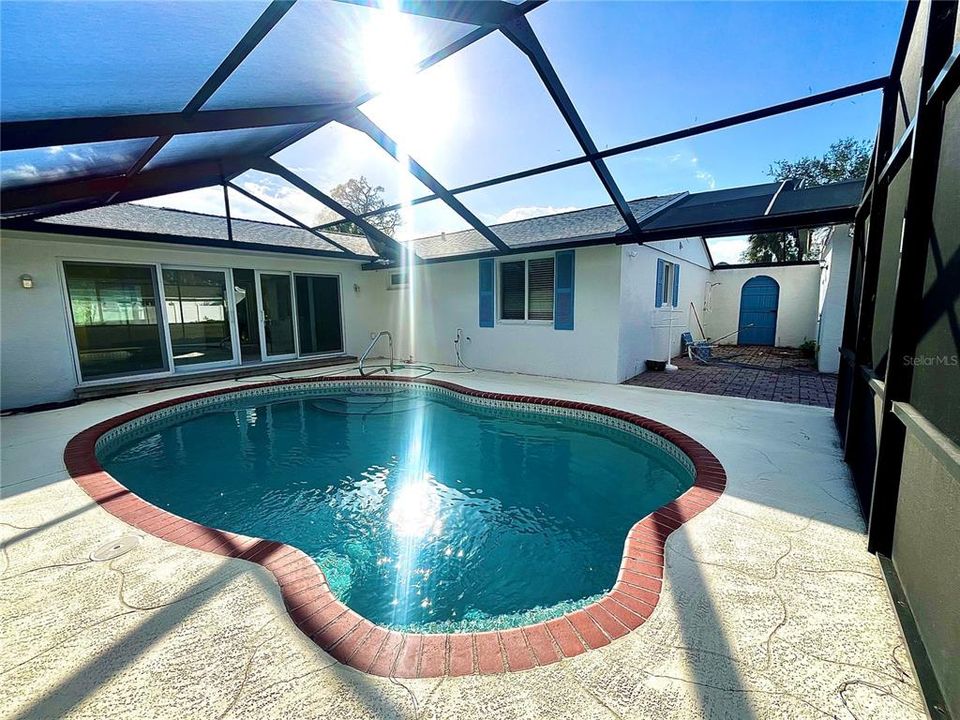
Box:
359 330 394 376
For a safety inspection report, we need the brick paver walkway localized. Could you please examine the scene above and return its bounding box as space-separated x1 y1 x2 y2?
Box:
624 345 837 407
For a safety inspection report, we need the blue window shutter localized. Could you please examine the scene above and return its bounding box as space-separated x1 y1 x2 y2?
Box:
478 259 494 327
672 263 680 307
655 258 665 307
554 250 575 330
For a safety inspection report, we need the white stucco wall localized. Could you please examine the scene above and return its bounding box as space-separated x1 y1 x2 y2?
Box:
369 245 624 383
617 238 711 380
702 263 821 347
815 225 852 373
0 225 835 411
0 230 383 410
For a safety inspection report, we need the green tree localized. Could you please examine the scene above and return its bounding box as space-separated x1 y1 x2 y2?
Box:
315 176 401 236
741 137 871 263
767 136 871 186
741 231 811 264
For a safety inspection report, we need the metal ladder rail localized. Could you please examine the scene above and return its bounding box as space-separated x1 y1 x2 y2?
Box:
359 331 394 376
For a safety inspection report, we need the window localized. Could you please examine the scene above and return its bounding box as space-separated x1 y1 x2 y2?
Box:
63 262 167 381
656 259 680 308
661 262 675 306
527 258 555 320
499 257 555 322
388 271 409 290
500 261 526 320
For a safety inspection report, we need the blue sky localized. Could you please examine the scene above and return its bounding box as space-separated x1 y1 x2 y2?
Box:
128 1 904 260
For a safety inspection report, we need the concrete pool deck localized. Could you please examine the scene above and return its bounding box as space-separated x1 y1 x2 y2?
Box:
1 365 925 719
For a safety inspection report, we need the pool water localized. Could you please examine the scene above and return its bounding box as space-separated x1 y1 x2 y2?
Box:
101 386 692 632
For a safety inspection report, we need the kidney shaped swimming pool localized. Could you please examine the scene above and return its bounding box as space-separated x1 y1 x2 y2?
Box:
91 380 710 639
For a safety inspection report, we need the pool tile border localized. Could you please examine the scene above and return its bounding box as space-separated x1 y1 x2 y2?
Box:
63 375 726 678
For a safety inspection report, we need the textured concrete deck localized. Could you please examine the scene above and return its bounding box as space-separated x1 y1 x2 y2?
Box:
1 365 923 719
625 346 838 408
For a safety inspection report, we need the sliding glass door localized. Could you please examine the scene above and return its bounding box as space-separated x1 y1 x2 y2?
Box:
64 262 345 384
257 272 297 359
63 262 168 381
294 274 343 355
162 268 235 369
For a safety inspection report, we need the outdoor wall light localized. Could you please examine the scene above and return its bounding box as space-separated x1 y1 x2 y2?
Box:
19 274 34 289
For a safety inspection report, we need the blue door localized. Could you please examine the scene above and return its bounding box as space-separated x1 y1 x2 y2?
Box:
738 275 779 345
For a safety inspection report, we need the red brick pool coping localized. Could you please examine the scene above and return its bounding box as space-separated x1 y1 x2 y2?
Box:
63 376 726 678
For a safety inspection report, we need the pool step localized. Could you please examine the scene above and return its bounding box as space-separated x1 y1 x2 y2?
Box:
311 394 427 415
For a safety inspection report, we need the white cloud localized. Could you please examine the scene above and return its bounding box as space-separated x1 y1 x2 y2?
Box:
695 170 717 190
690 155 717 190
707 236 749 264
494 205 579 224
0 163 40 184
235 179 322 225
1 141 145 186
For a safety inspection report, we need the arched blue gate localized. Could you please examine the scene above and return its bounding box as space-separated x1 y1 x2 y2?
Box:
738 275 779 345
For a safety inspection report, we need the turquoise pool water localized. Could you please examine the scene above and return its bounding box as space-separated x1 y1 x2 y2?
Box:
101 385 692 632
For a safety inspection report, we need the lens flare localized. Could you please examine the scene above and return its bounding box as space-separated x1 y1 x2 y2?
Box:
388 477 441 539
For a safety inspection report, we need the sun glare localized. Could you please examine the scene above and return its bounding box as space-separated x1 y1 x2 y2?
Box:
360 2 460 195
360 1 420 96
388 477 442 539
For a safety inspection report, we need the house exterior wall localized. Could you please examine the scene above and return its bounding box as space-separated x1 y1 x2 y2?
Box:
1 225 837 411
617 238 711 381
0 230 382 410
815 225 852 373
370 245 624 383
702 263 820 347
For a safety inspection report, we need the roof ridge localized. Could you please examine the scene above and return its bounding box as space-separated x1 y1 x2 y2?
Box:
408 192 682 243
123 201 359 237
485 192 680 230
124 201 295 230
62 193 680 247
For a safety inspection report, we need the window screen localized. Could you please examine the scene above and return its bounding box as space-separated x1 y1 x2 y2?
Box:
63 262 167 381
500 261 525 320
528 257 555 321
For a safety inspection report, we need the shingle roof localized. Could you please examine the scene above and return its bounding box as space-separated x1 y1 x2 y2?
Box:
23 180 858 262
32 194 681 261
404 194 682 259
36 203 376 256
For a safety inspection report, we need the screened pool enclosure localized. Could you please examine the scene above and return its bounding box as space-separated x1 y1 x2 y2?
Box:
2 1 959 716
2 0 882 262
